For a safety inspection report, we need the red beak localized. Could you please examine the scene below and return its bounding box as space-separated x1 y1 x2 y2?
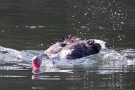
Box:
32 56 41 74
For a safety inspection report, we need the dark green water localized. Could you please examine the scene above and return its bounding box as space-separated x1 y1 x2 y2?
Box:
0 0 135 90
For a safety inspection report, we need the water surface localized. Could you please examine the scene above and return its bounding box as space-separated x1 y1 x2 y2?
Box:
0 0 135 90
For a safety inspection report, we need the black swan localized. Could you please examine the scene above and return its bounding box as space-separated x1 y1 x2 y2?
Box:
32 35 102 73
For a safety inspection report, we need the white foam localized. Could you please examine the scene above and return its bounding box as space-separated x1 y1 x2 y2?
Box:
49 49 73 60
59 49 73 59
94 39 106 49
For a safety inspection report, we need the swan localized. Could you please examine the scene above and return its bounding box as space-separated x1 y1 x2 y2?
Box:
32 35 102 74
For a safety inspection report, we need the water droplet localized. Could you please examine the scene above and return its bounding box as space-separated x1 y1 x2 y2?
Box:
88 8 90 10
41 44 43 46
121 22 124 24
72 23 75 25
1 30 4 32
114 12 117 15
118 13 121 15
84 12 88 15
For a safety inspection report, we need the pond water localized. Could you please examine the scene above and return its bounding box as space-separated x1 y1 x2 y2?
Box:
0 0 135 90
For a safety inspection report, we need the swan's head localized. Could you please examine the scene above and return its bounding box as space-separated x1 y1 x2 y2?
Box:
32 56 41 74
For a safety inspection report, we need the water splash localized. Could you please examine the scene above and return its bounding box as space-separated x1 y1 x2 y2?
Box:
0 40 135 73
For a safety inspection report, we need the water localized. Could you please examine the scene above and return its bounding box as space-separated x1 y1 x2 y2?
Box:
0 0 135 90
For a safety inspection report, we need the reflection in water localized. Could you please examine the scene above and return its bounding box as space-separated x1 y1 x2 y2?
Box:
32 87 45 90
31 67 135 90
32 75 81 81
0 66 25 70
0 75 26 78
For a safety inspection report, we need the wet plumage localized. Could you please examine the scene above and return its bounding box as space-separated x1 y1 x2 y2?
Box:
44 35 101 60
